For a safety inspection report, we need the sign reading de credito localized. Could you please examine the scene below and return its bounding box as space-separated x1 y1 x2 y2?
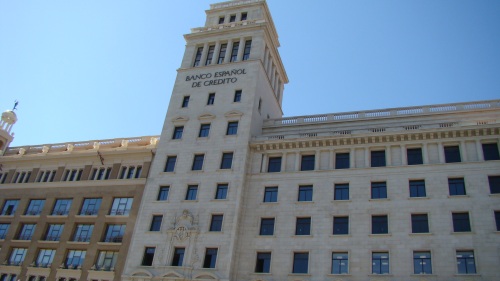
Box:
186 69 246 87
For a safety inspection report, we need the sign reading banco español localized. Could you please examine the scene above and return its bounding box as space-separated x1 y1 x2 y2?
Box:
186 68 246 88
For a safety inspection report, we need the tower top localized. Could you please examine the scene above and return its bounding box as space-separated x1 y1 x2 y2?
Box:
0 109 17 155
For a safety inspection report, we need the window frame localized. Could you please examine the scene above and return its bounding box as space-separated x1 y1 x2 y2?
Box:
444 145 461 163
209 214 223 232
295 217 311 236
255 252 271 273
335 152 350 169
298 185 313 202
226 121 238 135
198 124 211 138
292 252 309 274
185 185 198 201
141 247 155 266
488 175 500 194
207 93 215 105
409 180 426 198
371 215 389 234
192 154 205 171
220 152 233 169
215 184 228 200
413 251 432 274
263 186 278 203
259 218 275 236
448 178 466 196
203 248 218 268
407 147 423 165
267 156 282 172
300 155 315 171
149 215 163 232
172 126 184 140
371 181 387 199
482 143 500 160
333 216 349 235
452 212 471 232
164 156 177 172
371 252 390 274
334 183 349 200
331 252 349 274
171 247 185 267
181 96 190 108
371 150 386 167
157 186 170 201
233 90 242 102
411 214 429 233
456 250 476 274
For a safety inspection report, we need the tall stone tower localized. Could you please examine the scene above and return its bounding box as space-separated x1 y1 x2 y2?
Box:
122 1 287 280
0 109 17 155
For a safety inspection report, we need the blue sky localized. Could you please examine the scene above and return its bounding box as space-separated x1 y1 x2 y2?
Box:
1 0 499 146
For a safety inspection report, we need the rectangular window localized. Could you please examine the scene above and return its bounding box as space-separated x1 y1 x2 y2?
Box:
300 155 315 171
215 184 228 200
264 187 278 202
207 93 215 105
292 252 309 274
218 16 224 24
90 167 111 180
157 186 170 201
233 90 242 102
199 124 210 138
488 175 500 194
12 171 31 183
1 200 19 216
79 198 101 216
141 247 155 266
103 224 126 243
51 199 72 215
411 214 429 233
36 170 56 182
241 12 247 21
456 251 476 274
371 182 387 199
298 185 313 202
36 249 55 267
9 248 27 266
217 43 227 64
185 185 198 200
449 178 466 196
333 216 349 235
495 211 500 231
255 252 271 273
371 150 386 167
110 197 133 216
25 199 45 216
259 218 275 236
409 180 426 198
65 250 86 269
226 121 238 135
150 215 163 231
372 215 388 234
172 126 184 139
203 248 218 268
45 224 64 241
205 45 215 65
334 183 349 200
267 156 281 172
331 252 348 274
335 153 350 169
96 251 118 270
171 248 185 266
210 215 223 232
229 14 236 22
444 145 461 163
372 252 389 274
220 152 233 169
164 156 177 172
62 169 82 182
192 154 205 171
452 212 471 232
193 48 202 67
0 223 10 239
413 251 432 274
119 165 142 179
242 40 251 60
182 96 190 108
407 148 423 165
18 224 36 240
483 143 500 160
230 42 239 62
295 217 311 235
73 224 93 242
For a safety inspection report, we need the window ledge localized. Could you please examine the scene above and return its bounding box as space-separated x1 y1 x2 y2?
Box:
207 231 224 234
182 200 199 203
97 242 122 245
216 169 233 172
154 200 169 203
330 234 351 237
48 215 69 218
368 274 393 276
409 232 433 236
288 273 311 276
160 171 175 174
11 239 31 242
369 198 390 201
0 215 14 218
369 233 392 237
260 202 279 205
38 240 60 244
250 272 272 275
447 195 469 198
408 197 429 200
410 274 436 276
20 215 40 218
331 199 351 203
190 170 204 173
494 231 500 234
75 215 98 218
327 274 351 276
105 215 130 218
454 274 481 276
67 241 90 245
256 235 276 238
489 193 500 197
210 199 228 202
292 235 313 238
295 201 314 204
451 231 474 235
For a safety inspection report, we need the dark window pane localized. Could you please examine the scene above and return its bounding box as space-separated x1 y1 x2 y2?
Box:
185 186 198 200
220 153 233 169
230 42 239 62
207 93 215 105
334 184 349 200
157 186 170 201
483 143 500 160
371 182 387 199
215 184 228 200
193 48 202 67
292 253 309 274
295 217 311 235
226 122 238 135
448 178 466 195
172 127 184 139
242 40 251 61
205 46 215 65
150 215 162 231
333 216 348 235
264 187 278 202
301 155 315 171
411 214 429 233
335 153 349 169
192 155 204 171
164 156 177 172
218 44 227 64
488 176 500 194
495 211 500 231
407 148 423 165
267 157 282 172
259 218 274 235
171 248 185 266
298 186 313 201
182 96 190 107
203 248 218 268
233 90 242 102
255 252 271 273
371 150 386 167
210 215 223 232
444 146 461 163
199 124 210 137
331 252 348 274
409 180 426 197
241 12 247 21
456 251 476 274
452 213 471 232
141 247 155 266
372 215 388 234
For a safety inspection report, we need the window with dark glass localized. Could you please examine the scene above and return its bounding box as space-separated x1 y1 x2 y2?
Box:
210 215 223 232
371 150 386 167
198 124 210 138
65 250 86 269
103 224 126 243
0 223 10 239
407 148 423 165
36 249 55 267
334 183 349 200
9 248 27 266
164 156 177 172
217 43 227 64
372 215 388 234
264 187 278 202
300 155 315 171
483 143 500 160
449 178 466 195
150 215 162 231
456 251 476 274
206 93 215 105
51 199 72 215
255 252 271 273
171 247 185 266
220 152 233 169
229 14 236 22
292 252 309 274
335 153 349 169
258 98 262 113
371 182 387 199
205 45 215 65
110 197 133 215
233 90 242 102
259 218 274 236
444 146 461 163
119 165 142 179
172 126 184 139
141 247 155 266
192 154 205 171
409 180 426 197
230 42 239 62
62 169 82 182
298 185 313 201
44 224 64 241
157 186 169 201
215 184 228 199
203 248 218 268
411 214 429 233
181 96 190 108
1 200 19 216
333 216 348 235
331 252 348 274
193 48 202 67
488 175 500 194
79 198 101 216
90 167 111 180
295 217 311 235
452 212 471 232
218 17 224 24
267 157 282 172
413 251 432 274
25 199 45 216
241 12 247 21
73 224 93 242
242 40 251 60
95 251 118 270
226 121 238 135
18 224 36 240
495 211 500 231
185 185 198 200
372 252 389 274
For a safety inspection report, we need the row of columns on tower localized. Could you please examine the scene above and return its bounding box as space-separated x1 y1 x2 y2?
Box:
198 37 249 66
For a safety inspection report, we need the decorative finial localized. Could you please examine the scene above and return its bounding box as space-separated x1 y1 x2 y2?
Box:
12 100 19 111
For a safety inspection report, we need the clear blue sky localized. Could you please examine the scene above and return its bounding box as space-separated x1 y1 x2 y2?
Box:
1 0 499 146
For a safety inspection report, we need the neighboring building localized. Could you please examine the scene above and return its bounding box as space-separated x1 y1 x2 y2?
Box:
122 1 500 281
0 128 158 281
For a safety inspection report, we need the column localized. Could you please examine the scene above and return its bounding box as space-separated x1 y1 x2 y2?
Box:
199 42 209 66
350 148 355 168
386 145 392 166
295 152 301 171
282 152 287 172
270 65 275 89
236 37 245 61
329 150 334 170
476 140 484 161
460 140 468 162
224 41 233 63
314 150 320 170
212 41 220 65
263 47 268 69
422 143 429 164
400 144 407 165
438 142 445 163
261 154 268 173
365 147 370 168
